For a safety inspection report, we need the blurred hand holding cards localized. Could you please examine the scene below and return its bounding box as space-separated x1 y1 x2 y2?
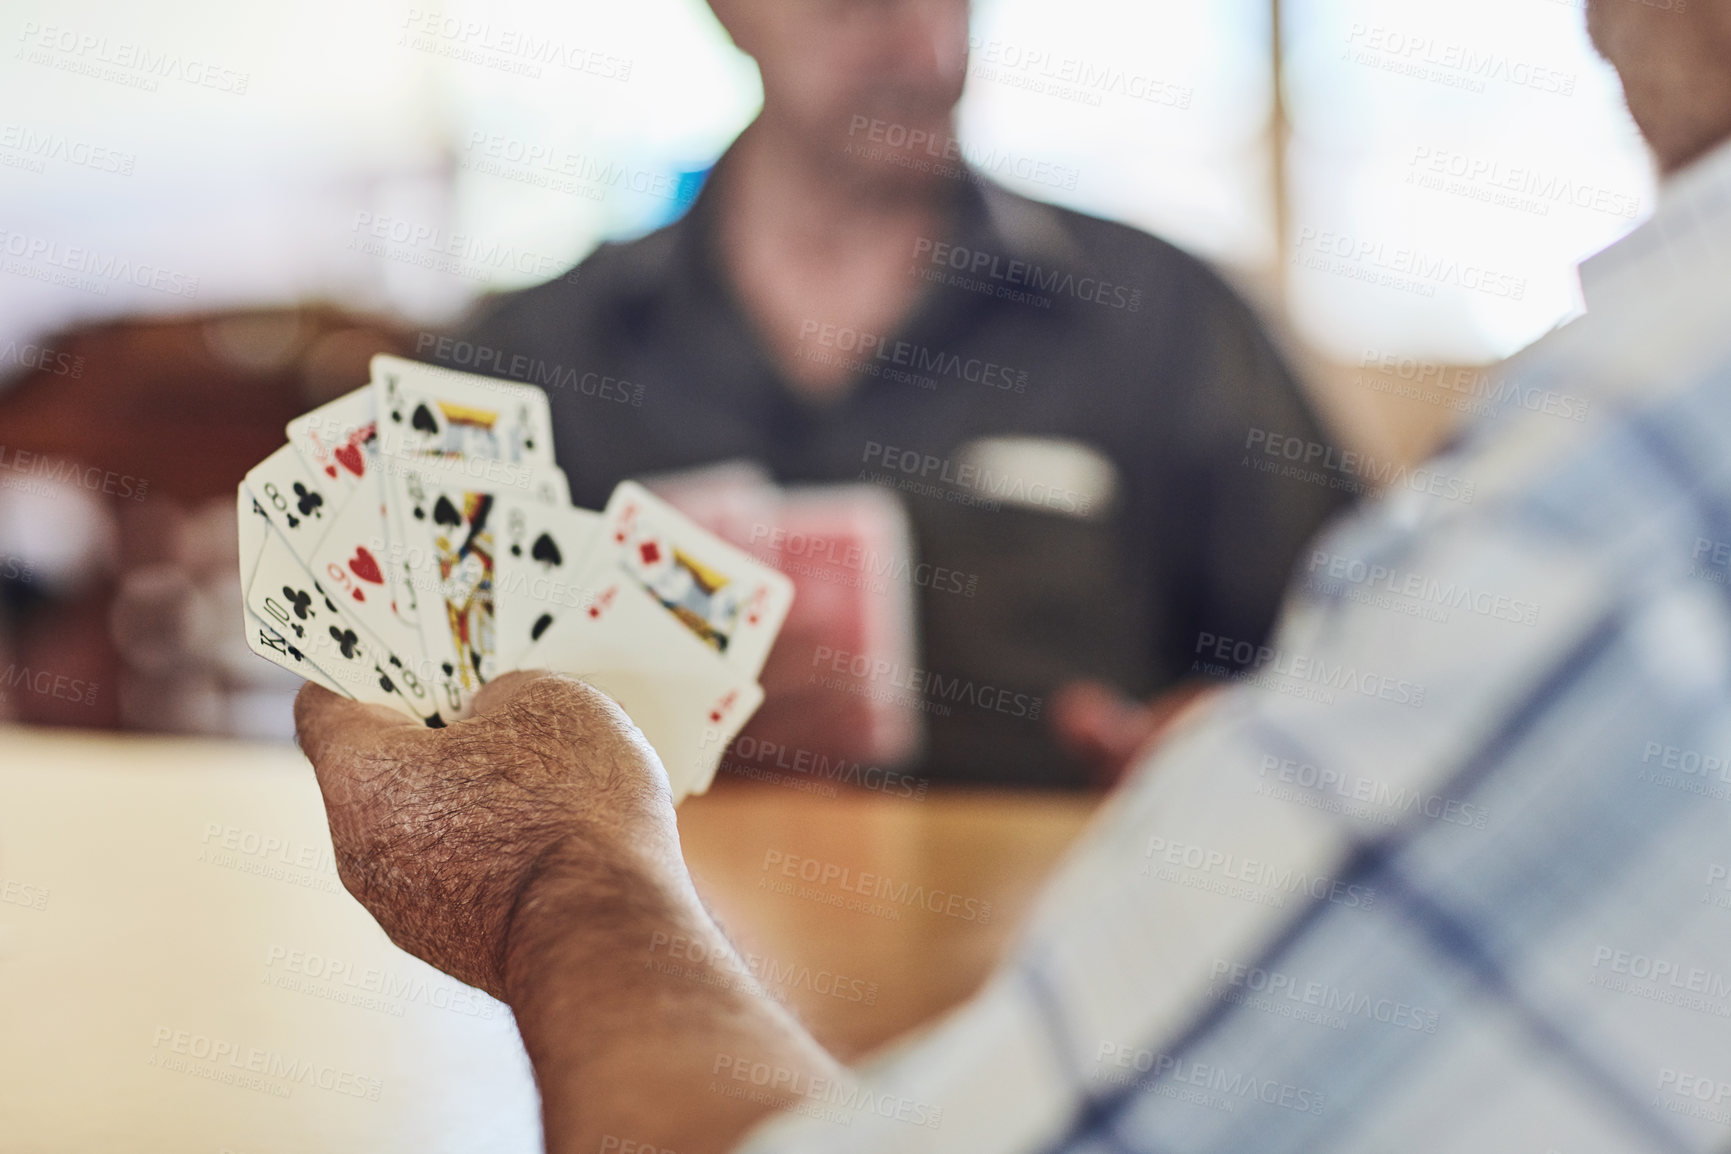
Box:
236 355 791 803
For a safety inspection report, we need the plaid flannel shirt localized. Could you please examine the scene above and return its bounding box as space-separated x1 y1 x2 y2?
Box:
740 137 1731 1154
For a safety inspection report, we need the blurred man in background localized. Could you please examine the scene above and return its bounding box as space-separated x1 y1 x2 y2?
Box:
444 0 1348 788
299 0 1731 1149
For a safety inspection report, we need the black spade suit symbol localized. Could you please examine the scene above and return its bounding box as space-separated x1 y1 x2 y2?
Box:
531 532 562 567
432 496 462 528
411 403 439 434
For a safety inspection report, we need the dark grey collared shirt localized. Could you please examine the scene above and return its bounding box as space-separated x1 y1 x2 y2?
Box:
442 171 1349 788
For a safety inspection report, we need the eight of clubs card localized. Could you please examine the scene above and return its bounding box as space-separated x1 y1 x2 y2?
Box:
236 484 343 695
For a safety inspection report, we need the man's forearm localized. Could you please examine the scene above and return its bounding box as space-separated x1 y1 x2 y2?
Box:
504 847 844 1154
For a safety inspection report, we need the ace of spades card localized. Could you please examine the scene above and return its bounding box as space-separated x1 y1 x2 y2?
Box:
493 501 603 670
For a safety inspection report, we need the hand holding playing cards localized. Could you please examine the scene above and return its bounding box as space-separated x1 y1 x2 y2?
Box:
240 357 793 805
294 671 684 1001
297 670 844 1154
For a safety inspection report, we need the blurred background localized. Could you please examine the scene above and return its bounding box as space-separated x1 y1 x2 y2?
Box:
0 0 1651 738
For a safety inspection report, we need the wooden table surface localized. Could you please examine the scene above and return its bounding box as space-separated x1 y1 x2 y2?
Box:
0 726 1096 1152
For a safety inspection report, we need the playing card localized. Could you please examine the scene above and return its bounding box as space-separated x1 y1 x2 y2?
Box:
524 580 765 797
581 482 794 680
640 459 781 548
583 669 763 798
241 362 797 798
245 527 430 723
285 386 424 630
287 386 376 504
237 483 344 695
372 354 556 473
307 485 452 721
373 355 566 626
493 501 603 669
308 486 395 617
244 444 336 563
238 480 277 591
738 484 924 769
390 449 572 507
387 462 570 713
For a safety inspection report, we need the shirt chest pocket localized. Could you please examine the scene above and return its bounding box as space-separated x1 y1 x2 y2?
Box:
909 438 1147 697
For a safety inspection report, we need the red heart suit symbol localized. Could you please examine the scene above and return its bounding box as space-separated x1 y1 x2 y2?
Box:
349 547 384 585
334 443 366 478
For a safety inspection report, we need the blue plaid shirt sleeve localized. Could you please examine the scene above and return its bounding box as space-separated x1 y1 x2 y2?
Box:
735 140 1731 1154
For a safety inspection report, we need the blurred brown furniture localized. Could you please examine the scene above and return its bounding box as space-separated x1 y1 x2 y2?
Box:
0 308 406 730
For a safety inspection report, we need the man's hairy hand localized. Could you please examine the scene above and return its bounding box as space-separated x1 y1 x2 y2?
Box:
294 672 686 1002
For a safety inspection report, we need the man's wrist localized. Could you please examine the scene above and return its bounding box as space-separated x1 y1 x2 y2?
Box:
491 830 844 1154
500 828 705 1008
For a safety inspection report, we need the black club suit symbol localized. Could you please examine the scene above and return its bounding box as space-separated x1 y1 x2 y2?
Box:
329 626 361 660
292 482 324 519
280 586 314 638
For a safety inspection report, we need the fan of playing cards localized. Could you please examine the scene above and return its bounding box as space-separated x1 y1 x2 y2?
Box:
237 354 793 801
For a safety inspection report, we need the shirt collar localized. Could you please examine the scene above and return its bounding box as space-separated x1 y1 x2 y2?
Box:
634 147 1085 411
1578 135 1731 314
660 144 1076 305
